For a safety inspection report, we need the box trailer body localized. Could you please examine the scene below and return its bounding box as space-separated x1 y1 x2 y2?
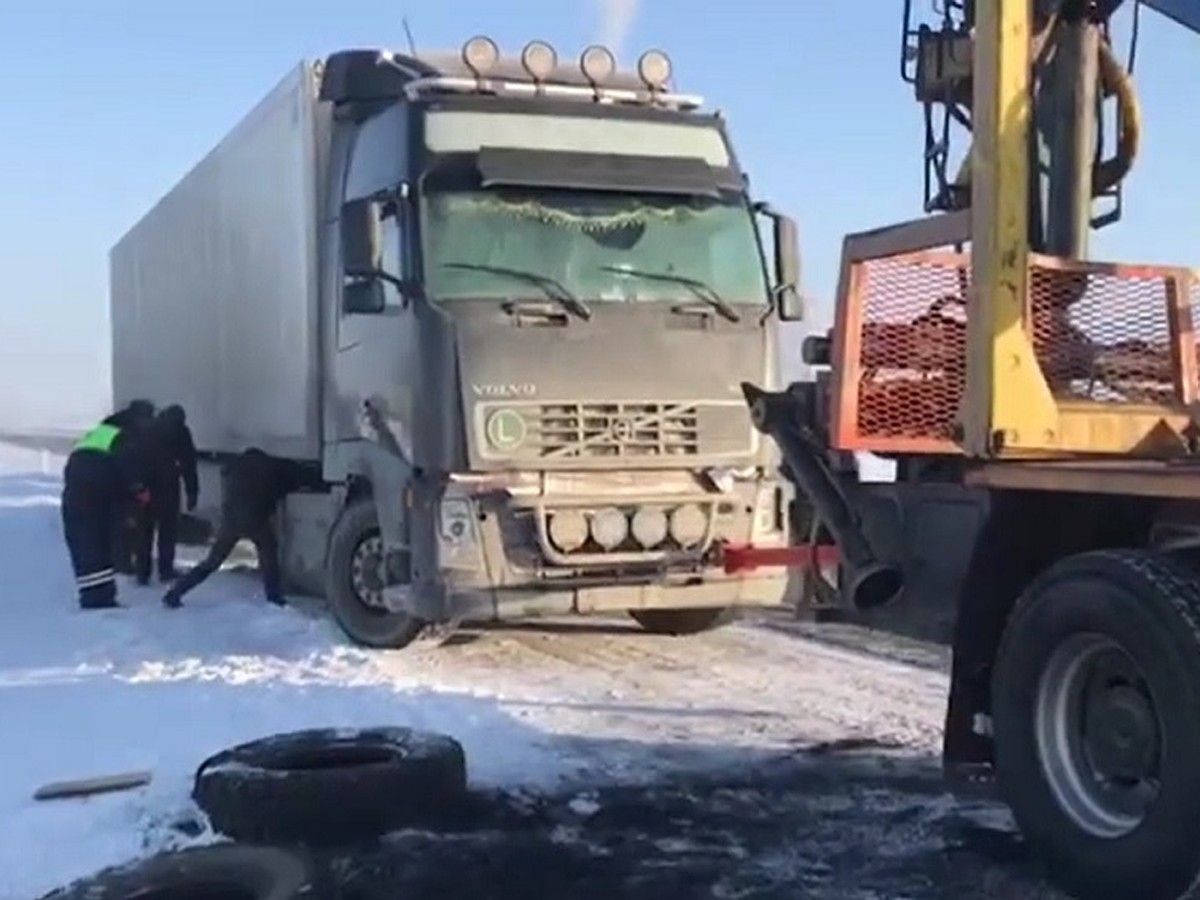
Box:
111 64 326 461
110 43 807 647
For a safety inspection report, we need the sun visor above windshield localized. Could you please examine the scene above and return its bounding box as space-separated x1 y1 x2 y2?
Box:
476 147 732 197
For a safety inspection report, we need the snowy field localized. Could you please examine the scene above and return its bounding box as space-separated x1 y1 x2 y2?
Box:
0 438 1061 900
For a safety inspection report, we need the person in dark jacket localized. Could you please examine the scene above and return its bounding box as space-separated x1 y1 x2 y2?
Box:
133 404 199 585
162 448 308 609
62 410 151 609
108 399 156 575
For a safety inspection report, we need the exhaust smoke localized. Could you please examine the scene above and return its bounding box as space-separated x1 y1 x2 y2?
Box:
596 0 639 60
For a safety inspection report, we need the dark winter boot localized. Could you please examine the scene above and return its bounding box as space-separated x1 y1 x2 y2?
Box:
79 586 120 610
161 589 183 609
113 539 136 576
266 593 287 607
78 592 120 614
80 597 120 610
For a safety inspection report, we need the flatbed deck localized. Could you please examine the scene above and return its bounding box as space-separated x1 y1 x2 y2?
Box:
966 458 1200 499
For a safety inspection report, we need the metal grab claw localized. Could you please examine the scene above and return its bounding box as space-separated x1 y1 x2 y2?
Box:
740 382 905 610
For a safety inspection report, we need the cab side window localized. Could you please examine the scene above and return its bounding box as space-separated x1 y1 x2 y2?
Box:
344 105 409 312
345 104 407 199
375 200 404 309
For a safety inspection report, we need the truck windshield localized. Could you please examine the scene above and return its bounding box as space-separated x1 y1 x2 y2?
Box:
421 188 770 306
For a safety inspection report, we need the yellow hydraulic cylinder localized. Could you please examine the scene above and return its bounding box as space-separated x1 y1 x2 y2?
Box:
964 0 1060 455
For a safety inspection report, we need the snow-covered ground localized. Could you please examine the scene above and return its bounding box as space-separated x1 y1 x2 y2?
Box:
0 439 952 900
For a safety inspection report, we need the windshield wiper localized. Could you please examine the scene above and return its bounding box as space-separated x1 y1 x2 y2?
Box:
442 263 591 320
599 266 741 322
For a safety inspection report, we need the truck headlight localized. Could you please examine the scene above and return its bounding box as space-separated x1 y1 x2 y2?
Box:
631 506 669 548
590 506 628 550
548 509 589 553
669 503 707 548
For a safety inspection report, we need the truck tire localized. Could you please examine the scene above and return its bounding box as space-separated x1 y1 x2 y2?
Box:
629 607 734 635
326 498 425 649
992 549 1200 900
193 727 468 845
38 845 312 900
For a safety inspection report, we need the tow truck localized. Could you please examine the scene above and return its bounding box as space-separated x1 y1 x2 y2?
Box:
735 2 1200 898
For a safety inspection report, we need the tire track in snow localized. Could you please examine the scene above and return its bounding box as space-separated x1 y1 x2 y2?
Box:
370 617 949 785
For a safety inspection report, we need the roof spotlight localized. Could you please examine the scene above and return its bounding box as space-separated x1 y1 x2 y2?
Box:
637 49 672 90
579 44 616 85
521 40 558 81
461 35 500 77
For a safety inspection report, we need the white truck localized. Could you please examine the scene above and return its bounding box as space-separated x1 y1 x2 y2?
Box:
110 38 805 647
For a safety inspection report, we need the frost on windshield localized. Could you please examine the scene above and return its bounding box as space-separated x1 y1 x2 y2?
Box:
424 189 768 304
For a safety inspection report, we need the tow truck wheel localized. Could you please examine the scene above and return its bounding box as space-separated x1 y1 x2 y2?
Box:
326 498 425 649
992 549 1200 900
628 608 734 636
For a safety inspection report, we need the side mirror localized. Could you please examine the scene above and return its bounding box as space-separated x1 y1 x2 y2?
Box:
773 213 801 289
344 279 386 315
776 283 804 321
341 198 384 276
755 202 804 322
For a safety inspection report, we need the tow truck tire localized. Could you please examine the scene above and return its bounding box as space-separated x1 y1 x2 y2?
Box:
629 607 735 635
992 549 1200 900
38 845 313 900
326 498 425 649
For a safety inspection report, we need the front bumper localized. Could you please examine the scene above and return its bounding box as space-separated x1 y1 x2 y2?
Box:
414 569 790 623
402 470 793 622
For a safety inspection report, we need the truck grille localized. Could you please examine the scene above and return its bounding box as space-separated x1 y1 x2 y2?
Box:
475 399 755 461
537 402 699 459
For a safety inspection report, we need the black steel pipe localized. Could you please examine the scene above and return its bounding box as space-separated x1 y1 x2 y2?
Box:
741 381 904 610
1044 15 1099 258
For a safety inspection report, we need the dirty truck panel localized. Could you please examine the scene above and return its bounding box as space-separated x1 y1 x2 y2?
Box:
110 41 804 647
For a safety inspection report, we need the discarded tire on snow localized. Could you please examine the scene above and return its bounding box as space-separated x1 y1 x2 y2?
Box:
38 844 312 900
193 726 468 844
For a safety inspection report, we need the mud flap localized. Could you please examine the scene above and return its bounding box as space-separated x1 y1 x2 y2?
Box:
853 481 989 643
942 489 1062 770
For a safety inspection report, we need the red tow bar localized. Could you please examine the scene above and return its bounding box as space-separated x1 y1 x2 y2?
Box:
719 542 840 575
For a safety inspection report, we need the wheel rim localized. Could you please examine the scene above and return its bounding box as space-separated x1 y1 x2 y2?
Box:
1035 632 1162 838
349 534 387 612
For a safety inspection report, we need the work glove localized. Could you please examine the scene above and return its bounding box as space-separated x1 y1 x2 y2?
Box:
186 492 198 512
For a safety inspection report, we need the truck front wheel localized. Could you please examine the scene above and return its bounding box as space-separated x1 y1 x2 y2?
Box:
992 549 1200 900
628 608 734 635
325 499 424 650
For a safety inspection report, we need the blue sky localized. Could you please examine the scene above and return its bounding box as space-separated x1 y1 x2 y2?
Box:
0 1 1197 429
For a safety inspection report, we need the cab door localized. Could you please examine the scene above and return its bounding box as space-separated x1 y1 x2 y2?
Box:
333 103 418 460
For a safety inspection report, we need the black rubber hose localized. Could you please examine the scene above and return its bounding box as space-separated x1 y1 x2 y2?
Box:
742 382 904 610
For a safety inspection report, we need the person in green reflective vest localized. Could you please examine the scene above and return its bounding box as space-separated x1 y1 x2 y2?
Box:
61 403 153 609
104 400 156 574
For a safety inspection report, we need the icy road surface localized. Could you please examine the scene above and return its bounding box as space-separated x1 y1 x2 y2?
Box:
0 441 1062 899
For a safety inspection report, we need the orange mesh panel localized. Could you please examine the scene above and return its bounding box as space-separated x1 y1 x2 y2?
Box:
1028 260 1176 406
837 253 1191 455
852 253 969 448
